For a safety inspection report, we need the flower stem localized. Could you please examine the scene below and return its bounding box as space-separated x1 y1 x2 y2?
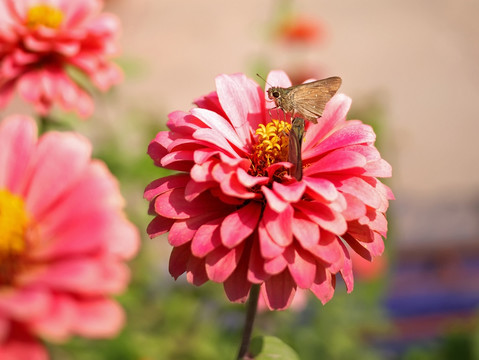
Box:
236 284 261 360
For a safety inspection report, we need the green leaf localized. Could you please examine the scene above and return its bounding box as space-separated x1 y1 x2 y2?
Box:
249 336 300 360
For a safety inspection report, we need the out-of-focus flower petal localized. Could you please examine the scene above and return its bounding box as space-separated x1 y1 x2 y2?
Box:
0 115 139 352
0 0 122 117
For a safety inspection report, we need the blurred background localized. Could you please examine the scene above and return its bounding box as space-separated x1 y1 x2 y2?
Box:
7 0 478 359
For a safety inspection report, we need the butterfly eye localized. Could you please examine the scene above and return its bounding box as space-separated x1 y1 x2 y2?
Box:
272 91 280 98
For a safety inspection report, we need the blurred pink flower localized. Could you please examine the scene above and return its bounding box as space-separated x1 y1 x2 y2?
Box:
350 249 387 281
0 0 122 118
144 70 394 310
274 15 325 46
0 115 139 359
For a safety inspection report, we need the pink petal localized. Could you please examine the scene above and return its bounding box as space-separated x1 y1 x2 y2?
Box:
205 244 244 283
31 162 138 260
16 71 41 103
0 327 48 360
262 271 296 310
0 288 49 321
191 108 246 150
342 193 367 221
305 150 366 175
0 317 8 343
272 181 306 203
263 203 293 247
216 73 263 144
210 187 249 205
147 131 173 165
63 0 102 27
303 94 352 151
190 161 216 182
0 80 16 109
23 258 129 295
236 167 269 187
295 200 347 235
261 185 289 213
97 212 139 261
342 233 372 261
24 35 53 52
218 172 256 199
304 123 375 159
169 244 190 279
167 110 202 132
154 188 232 219
147 216 175 238
72 298 124 338
193 90 227 118
184 179 217 201
221 202 262 248
292 212 320 250
310 230 344 271
168 212 220 247
335 176 382 209
337 240 354 292
303 177 338 202
363 158 393 177
191 218 222 257
258 218 284 259
186 255 209 286
261 185 288 212
223 251 251 303
22 132 92 220
84 12 119 36
310 267 335 304
30 295 75 341
144 174 190 201
73 86 94 119
264 254 288 275
360 210 388 236
193 127 239 158
346 230 385 258
247 237 270 283
0 115 36 193
347 221 375 243
286 246 317 288
161 149 194 169
368 232 385 257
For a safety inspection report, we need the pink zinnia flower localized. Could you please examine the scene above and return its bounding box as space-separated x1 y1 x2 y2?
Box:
144 71 394 310
0 0 122 118
0 115 139 359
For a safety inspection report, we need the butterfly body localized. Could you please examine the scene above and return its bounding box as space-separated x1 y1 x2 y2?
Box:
288 117 305 181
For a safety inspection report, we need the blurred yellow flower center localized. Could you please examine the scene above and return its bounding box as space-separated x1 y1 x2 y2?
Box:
0 189 29 285
26 4 63 29
250 119 291 176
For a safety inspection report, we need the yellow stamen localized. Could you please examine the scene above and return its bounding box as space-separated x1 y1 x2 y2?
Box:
250 119 291 177
26 4 63 29
0 189 29 285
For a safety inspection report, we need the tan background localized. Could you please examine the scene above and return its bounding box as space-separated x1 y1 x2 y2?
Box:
44 1 479 248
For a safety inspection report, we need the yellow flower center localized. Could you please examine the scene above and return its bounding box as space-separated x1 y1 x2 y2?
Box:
0 189 29 285
250 119 291 177
26 4 63 29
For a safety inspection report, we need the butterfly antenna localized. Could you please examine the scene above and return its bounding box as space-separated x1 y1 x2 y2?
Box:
256 73 273 87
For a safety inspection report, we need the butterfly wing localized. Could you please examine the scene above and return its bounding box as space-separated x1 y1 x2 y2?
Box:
288 77 342 123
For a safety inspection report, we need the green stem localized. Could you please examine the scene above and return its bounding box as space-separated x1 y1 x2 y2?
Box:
236 284 261 360
38 115 49 135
